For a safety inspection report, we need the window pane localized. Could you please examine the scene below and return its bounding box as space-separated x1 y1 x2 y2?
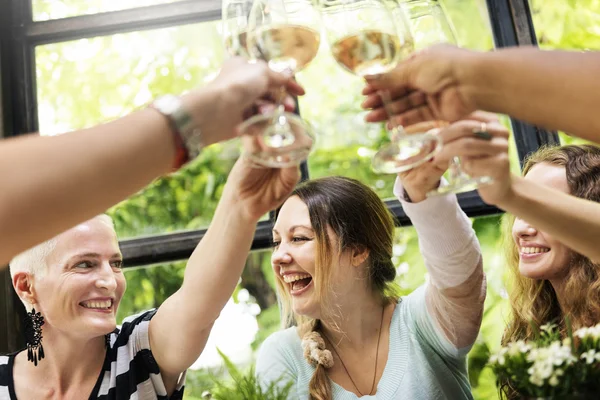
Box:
530 0 600 51
301 0 494 200
36 21 236 239
32 0 185 21
529 0 600 145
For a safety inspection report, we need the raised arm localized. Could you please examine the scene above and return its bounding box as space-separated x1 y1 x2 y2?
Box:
393 117 496 348
467 47 600 142
0 57 303 266
362 45 600 144
148 154 300 393
434 114 600 263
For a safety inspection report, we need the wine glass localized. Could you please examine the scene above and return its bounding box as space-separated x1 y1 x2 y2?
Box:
222 0 253 58
398 0 456 50
397 0 494 196
320 0 441 174
237 0 321 168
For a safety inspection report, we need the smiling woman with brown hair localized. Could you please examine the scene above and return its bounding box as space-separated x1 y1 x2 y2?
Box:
255 119 491 400
500 144 600 398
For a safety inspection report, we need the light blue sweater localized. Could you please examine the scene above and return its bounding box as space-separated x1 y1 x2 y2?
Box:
255 286 474 399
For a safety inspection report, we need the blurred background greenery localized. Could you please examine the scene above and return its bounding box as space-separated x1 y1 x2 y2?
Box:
30 0 600 398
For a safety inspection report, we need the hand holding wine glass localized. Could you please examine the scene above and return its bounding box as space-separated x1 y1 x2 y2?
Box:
321 0 440 174
199 57 305 145
237 0 321 168
432 112 511 205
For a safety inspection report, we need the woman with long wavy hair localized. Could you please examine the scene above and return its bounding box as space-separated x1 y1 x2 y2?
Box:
499 144 600 398
414 121 600 398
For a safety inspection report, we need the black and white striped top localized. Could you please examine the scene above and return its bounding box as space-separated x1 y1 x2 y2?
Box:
0 310 186 399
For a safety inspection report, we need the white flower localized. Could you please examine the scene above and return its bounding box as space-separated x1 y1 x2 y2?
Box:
496 354 506 365
574 323 600 339
581 350 597 364
507 340 531 356
575 327 590 339
529 374 544 387
541 323 556 333
525 342 575 387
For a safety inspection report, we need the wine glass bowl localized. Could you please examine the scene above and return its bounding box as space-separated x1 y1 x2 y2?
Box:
239 112 315 168
222 0 253 58
371 129 441 173
331 30 403 77
236 0 321 168
321 0 441 174
399 0 457 50
249 24 321 73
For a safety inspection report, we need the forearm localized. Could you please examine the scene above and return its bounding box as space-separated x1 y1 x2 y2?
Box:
0 108 175 265
181 198 257 328
395 179 482 287
395 179 485 347
499 175 600 262
150 191 259 373
464 47 600 142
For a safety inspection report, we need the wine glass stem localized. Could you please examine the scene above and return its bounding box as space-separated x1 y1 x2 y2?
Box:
449 157 466 181
265 86 294 148
379 90 406 141
275 85 287 115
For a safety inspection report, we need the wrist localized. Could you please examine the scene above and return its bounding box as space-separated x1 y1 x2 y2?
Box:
403 187 426 203
457 50 488 112
402 180 441 203
180 85 224 147
494 174 519 208
151 94 208 170
220 192 262 225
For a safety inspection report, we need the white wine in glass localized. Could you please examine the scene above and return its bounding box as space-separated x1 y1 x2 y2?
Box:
250 24 321 73
224 31 250 57
222 0 253 58
321 0 440 173
331 30 404 76
239 0 321 168
398 1 494 197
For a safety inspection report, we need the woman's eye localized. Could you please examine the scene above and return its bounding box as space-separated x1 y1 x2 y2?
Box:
111 260 123 269
272 240 281 248
75 261 93 269
292 237 309 243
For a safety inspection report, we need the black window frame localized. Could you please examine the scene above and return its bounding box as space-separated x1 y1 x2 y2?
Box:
0 0 559 352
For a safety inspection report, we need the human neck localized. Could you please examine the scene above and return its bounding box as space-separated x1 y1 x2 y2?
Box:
319 292 388 349
549 277 568 315
19 327 106 393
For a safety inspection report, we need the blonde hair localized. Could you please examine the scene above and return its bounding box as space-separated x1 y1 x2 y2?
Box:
275 177 399 400
500 145 600 398
9 215 115 308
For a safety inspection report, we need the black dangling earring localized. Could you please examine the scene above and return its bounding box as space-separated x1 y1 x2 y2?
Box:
24 307 45 366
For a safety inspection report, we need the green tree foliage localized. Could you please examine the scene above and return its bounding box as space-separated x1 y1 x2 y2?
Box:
30 1 600 399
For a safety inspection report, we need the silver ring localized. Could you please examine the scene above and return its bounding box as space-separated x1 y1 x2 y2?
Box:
473 122 492 140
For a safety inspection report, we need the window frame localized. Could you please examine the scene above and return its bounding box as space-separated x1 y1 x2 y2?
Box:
0 0 558 352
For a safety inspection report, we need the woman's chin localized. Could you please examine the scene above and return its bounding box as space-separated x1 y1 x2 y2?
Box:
80 317 117 336
292 301 318 320
519 264 550 280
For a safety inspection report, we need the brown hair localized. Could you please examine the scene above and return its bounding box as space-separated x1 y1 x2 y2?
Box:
274 176 399 400
500 144 600 398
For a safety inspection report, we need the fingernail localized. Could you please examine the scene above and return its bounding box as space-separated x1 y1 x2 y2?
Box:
365 74 382 81
281 68 294 78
